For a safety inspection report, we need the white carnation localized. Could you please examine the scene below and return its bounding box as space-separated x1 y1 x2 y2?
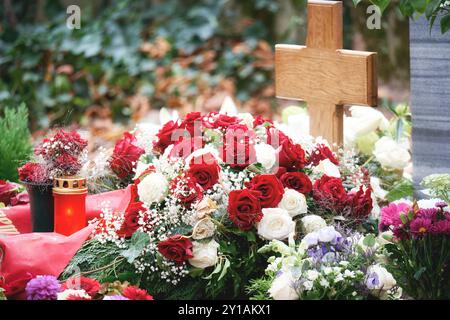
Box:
257 208 295 240
301 215 327 234
278 188 308 217
189 239 219 269
137 172 168 204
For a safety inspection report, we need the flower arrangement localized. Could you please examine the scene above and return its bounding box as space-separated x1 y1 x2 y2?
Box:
1 274 153 301
247 222 401 300
63 111 378 299
18 130 88 183
380 199 450 299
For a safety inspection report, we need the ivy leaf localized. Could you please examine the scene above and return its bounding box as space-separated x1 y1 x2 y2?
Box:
441 14 450 34
121 232 150 263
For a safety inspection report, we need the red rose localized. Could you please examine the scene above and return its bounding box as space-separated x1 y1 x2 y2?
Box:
220 124 256 169
169 137 204 159
117 201 145 238
253 115 273 127
308 144 339 166
122 286 154 300
171 175 204 206
203 112 240 129
313 175 347 211
10 191 30 206
187 155 220 190
279 172 312 194
266 126 289 148
278 139 307 170
228 189 263 230
111 132 145 179
0 180 19 206
62 276 101 297
157 235 194 264
347 186 373 220
153 120 181 154
3 272 34 300
180 111 203 136
17 163 48 183
245 174 284 208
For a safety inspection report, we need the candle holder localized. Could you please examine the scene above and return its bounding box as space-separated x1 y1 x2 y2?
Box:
53 176 87 236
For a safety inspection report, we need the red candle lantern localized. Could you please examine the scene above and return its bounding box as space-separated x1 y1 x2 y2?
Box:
53 176 87 236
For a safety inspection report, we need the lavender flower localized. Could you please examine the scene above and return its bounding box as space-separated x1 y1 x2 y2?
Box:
103 295 130 300
26 275 61 300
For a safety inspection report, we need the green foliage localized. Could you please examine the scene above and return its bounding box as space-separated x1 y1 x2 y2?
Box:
421 173 450 202
386 179 414 202
246 275 274 300
0 103 32 181
121 231 150 263
354 0 450 33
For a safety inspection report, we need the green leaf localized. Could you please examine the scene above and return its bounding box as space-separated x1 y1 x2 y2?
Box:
386 179 414 202
120 232 150 263
441 14 450 34
363 234 376 247
399 0 415 16
414 267 426 280
352 0 363 6
370 0 391 13
425 0 443 19
217 258 231 281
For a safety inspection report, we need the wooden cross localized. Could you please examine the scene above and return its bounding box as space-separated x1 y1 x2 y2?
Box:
275 0 377 146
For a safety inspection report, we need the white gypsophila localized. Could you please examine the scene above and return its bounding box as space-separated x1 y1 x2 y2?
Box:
57 289 91 300
134 123 161 154
373 137 411 169
312 158 341 178
278 188 308 218
268 271 299 300
300 215 327 234
254 142 277 170
365 265 397 293
188 239 219 269
138 172 169 205
257 208 295 241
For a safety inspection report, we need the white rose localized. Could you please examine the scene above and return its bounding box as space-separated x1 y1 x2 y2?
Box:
301 215 327 234
366 265 397 292
237 113 255 129
137 172 168 205
188 240 219 269
313 158 341 178
268 272 299 300
373 137 411 169
344 106 389 145
57 289 91 300
254 143 276 170
257 208 295 240
278 189 308 217
192 218 216 240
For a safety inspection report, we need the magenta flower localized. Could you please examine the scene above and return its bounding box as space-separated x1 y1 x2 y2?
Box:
430 220 450 234
379 202 411 231
25 275 61 300
410 218 433 238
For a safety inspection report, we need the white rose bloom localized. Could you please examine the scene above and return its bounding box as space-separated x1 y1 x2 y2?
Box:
366 265 397 292
278 189 308 217
237 112 255 129
313 158 341 178
138 172 168 205
57 289 91 300
301 215 327 234
373 137 411 169
257 208 295 241
344 106 389 146
192 218 216 240
188 240 219 269
254 143 277 170
268 272 299 300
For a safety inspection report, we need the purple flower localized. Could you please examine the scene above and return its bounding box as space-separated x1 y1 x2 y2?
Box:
25 275 61 300
365 272 380 290
435 201 448 209
103 295 130 300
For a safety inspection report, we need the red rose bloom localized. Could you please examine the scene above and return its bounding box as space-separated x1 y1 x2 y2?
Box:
313 175 348 211
180 111 203 136
187 155 220 190
111 132 145 180
279 172 312 194
278 139 307 170
245 174 284 208
228 189 263 230
171 175 204 206
122 286 154 300
117 201 145 238
220 124 256 169
203 112 240 129
347 186 373 220
308 144 339 166
153 120 181 154
157 235 194 264
266 126 289 147
3 272 34 300
62 276 101 297
253 115 273 127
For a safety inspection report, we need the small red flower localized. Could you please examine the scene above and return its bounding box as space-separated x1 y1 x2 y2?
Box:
157 235 194 264
170 175 204 207
117 201 146 238
122 286 154 300
153 120 181 154
17 163 49 183
62 276 101 297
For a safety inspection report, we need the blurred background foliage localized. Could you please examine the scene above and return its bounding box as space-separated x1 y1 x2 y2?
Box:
0 0 410 136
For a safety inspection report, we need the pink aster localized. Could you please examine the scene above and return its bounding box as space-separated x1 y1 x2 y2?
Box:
410 218 433 238
379 202 411 231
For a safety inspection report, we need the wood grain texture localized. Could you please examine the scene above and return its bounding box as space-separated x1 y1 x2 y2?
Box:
275 0 377 146
410 15 450 187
